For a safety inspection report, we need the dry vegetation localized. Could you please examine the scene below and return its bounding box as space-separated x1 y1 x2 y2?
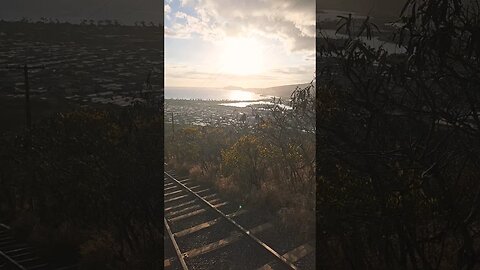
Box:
0 105 163 269
165 84 315 243
316 0 480 268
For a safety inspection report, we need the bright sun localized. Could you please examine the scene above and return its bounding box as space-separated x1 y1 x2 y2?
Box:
219 37 265 75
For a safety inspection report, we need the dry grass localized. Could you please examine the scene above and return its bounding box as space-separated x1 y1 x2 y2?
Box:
9 215 85 266
210 171 315 242
79 227 162 270
31 222 84 265
188 164 221 184
188 165 208 182
10 211 37 242
79 231 116 269
214 176 242 203
277 206 314 242
170 159 190 177
175 160 315 244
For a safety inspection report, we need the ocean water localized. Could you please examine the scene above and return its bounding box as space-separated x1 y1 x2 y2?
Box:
219 100 292 110
165 87 268 101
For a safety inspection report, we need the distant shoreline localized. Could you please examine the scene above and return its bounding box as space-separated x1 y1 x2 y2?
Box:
165 82 311 100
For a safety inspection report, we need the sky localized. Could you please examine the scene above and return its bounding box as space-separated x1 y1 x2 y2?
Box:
164 0 315 89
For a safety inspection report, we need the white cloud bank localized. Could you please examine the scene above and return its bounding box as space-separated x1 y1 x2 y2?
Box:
165 0 315 52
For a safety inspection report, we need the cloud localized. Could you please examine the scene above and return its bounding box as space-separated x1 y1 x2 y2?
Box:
165 9 223 39
165 4 171 14
166 62 313 88
180 0 194 7
271 65 313 75
175 11 188 19
165 0 315 52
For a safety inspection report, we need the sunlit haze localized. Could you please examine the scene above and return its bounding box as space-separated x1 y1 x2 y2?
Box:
165 0 315 89
219 37 265 76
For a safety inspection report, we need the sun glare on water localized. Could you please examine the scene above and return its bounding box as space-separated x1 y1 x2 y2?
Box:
219 37 265 75
228 90 259 101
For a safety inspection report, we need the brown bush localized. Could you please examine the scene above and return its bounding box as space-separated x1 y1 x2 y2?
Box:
188 164 213 183
188 165 202 180
259 180 284 212
214 176 242 203
10 211 37 242
277 206 314 243
173 160 190 177
30 221 84 265
79 231 117 270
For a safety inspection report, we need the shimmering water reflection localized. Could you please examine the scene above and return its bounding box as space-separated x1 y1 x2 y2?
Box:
165 87 267 101
220 100 292 110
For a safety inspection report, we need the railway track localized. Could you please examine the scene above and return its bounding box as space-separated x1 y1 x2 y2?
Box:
0 224 77 270
163 168 315 270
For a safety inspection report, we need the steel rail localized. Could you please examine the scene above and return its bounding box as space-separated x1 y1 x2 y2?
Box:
0 250 27 270
0 224 27 270
164 218 189 270
164 171 299 270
